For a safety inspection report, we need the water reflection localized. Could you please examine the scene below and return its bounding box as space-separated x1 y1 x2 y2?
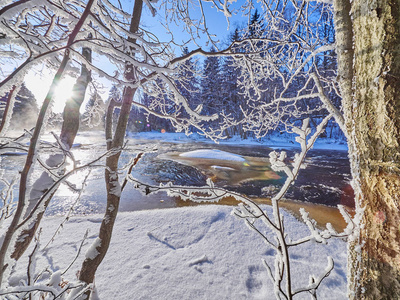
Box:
161 150 282 185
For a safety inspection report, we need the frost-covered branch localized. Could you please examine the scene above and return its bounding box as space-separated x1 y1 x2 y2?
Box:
42 173 91 250
18 147 118 231
0 0 349 298
127 116 350 299
0 0 96 287
270 116 331 203
128 177 279 232
310 73 345 132
121 152 143 191
0 143 113 286
0 229 91 299
292 257 334 298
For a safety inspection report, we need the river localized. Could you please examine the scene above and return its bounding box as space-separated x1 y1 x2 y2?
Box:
0 132 353 230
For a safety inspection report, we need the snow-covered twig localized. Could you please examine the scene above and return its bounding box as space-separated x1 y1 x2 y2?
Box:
121 152 143 191
292 257 334 298
62 230 89 276
0 175 18 226
128 116 349 299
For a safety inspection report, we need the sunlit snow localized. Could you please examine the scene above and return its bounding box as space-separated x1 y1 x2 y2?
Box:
10 206 347 299
180 149 246 162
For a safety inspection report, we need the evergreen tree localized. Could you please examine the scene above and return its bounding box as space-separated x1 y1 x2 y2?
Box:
201 46 222 116
81 92 106 130
221 29 246 138
129 79 176 133
14 84 38 115
176 47 200 106
128 89 148 132
248 9 263 38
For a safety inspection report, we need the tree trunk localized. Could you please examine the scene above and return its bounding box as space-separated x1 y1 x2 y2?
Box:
341 0 400 298
0 0 95 287
78 1 143 296
0 85 17 135
11 46 92 262
60 46 92 147
78 86 136 284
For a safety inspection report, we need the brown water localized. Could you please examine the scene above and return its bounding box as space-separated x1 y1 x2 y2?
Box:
157 148 354 232
175 195 353 232
161 151 281 184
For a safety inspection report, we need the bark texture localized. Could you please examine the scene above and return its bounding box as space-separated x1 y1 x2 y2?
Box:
332 0 364 296
349 0 400 298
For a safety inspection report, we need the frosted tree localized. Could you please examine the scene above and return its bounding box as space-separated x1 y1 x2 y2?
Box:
81 92 106 130
0 0 346 298
0 0 397 298
334 0 400 298
0 0 98 289
176 47 201 108
201 46 223 117
247 9 263 39
0 83 38 133
220 28 246 138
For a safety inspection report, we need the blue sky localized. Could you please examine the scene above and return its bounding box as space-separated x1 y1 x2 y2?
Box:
139 1 250 52
22 1 253 113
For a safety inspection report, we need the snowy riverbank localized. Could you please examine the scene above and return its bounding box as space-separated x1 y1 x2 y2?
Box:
11 205 347 299
127 131 349 151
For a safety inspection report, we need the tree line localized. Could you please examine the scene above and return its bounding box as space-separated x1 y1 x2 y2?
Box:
124 8 344 141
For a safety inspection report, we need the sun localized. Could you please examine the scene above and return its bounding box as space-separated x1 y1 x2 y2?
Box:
24 71 77 114
53 76 76 113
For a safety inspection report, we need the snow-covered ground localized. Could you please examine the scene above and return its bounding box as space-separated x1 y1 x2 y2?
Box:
11 205 347 299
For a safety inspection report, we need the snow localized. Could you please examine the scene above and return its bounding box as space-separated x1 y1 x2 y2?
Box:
1 130 350 298
85 237 101 260
211 165 235 171
128 131 348 151
179 149 246 162
10 205 347 299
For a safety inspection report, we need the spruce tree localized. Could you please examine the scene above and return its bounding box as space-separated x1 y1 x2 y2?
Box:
221 29 245 137
201 46 222 117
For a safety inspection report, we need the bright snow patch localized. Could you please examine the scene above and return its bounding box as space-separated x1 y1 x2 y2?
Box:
180 149 246 162
211 165 235 171
9 206 347 299
85 237 101 260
